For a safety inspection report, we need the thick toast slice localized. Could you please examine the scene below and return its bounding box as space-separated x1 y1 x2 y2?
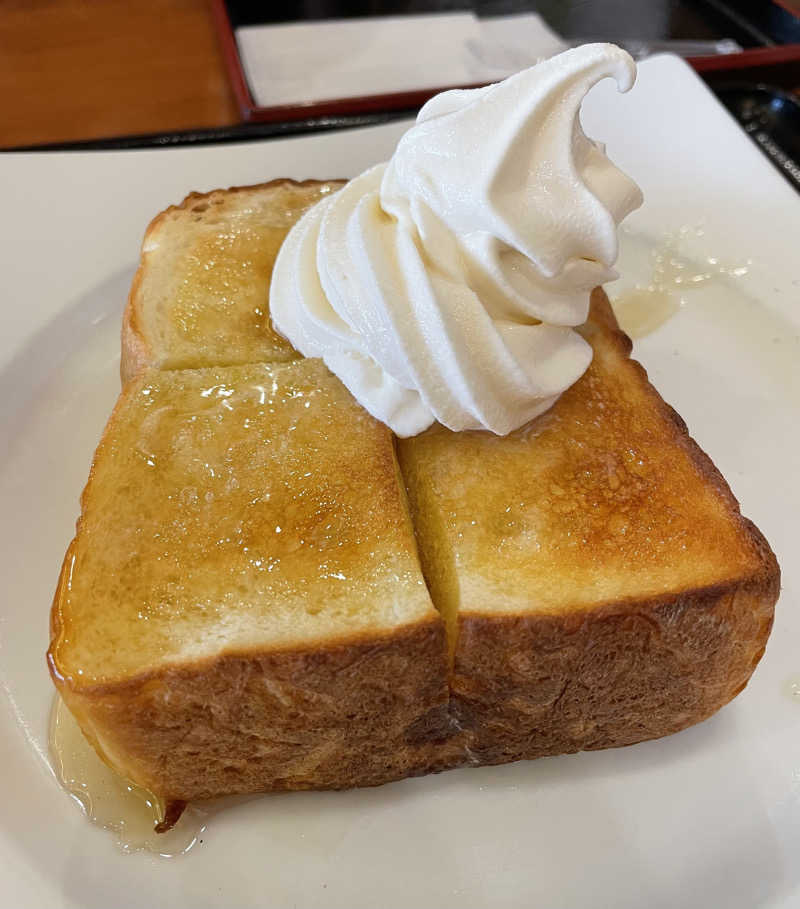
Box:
49 359 455 800
50 181 778 804
121 180 344 383
398 289 778 762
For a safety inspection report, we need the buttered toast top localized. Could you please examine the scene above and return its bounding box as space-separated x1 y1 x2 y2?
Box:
399 291 774 623
122 180 344 382
52 359 437 684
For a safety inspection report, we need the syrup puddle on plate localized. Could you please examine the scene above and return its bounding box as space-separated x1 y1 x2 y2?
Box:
49 695 208 856
783 676 800 703
611 224 752 339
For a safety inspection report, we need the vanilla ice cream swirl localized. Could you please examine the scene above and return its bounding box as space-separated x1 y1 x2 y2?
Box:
270 43 643 437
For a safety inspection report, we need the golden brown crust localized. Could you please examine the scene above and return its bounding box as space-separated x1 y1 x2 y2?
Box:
437 291 780 760
51 617 462 800
395 287 779 765
581 289 759 537
452 569 777 763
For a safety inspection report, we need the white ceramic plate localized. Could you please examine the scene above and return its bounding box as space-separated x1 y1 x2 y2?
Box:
1 55 798 909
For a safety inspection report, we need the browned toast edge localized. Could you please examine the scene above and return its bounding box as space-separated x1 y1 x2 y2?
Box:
446 290 780 760
50 604 458 800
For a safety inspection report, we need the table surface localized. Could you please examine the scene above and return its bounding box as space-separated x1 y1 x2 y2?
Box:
0 0 240 149
2 0 798 150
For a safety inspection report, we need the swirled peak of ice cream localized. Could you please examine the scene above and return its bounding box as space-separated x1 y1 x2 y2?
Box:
270 43 643 437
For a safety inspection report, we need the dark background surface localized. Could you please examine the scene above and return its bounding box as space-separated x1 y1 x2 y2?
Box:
227 0 800 46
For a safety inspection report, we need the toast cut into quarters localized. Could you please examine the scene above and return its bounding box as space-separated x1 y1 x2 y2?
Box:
50 181 779 806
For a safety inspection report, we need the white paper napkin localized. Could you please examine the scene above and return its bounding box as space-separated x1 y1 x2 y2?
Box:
236 13 565 108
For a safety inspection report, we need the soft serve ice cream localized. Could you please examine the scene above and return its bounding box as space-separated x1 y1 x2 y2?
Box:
270 43 643 437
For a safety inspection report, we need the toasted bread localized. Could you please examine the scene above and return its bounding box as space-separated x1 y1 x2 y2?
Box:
397 289 778 762
121 180 344 383
49 359 455 800
50 181 778 804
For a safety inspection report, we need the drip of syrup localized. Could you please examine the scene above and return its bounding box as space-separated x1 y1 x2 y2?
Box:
49 696 207 856
612 226 751 339
612 288 680 339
